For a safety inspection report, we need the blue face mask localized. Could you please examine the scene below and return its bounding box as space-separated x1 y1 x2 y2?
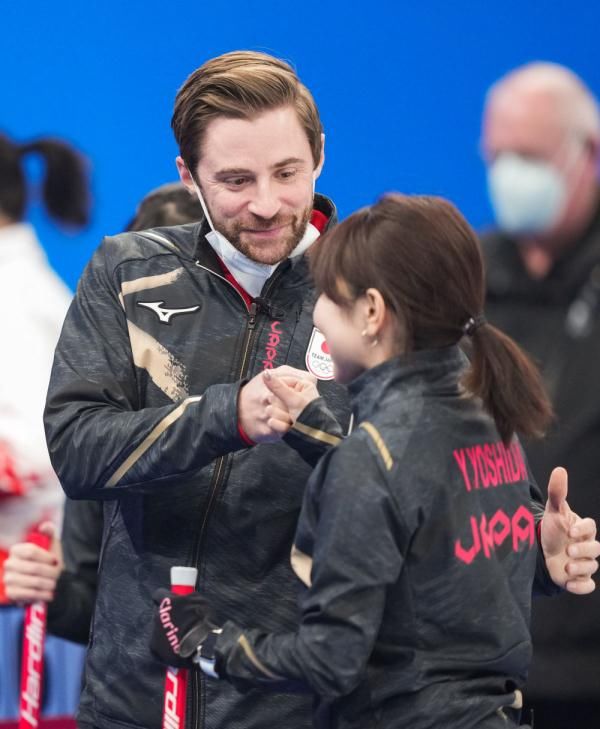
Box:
487 153 567 236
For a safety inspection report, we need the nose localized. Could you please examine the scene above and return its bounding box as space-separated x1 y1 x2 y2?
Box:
247 180 281 220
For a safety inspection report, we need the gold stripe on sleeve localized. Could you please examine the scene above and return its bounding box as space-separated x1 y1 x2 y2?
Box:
105 395 202 487
237 635 282 680
359 421 394 471
290 544 313 587
291 421 342 447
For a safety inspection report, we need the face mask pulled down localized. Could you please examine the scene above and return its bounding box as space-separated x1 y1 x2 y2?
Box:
189 172 319 298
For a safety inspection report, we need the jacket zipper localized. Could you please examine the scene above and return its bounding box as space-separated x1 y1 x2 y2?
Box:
189 264 280 729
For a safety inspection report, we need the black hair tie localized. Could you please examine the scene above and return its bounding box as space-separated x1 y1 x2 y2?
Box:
462 313 487 337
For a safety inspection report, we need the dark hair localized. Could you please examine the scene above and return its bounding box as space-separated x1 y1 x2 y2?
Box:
171 50 322 174
125 182 204 231
310 193 553 444
0 133 90 228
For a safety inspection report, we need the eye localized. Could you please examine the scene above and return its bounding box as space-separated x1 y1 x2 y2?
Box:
225 177 249 188
278 168 297 180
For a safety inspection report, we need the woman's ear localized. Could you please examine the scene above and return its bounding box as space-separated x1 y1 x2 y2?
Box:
363 288 387 335
364 288 408 356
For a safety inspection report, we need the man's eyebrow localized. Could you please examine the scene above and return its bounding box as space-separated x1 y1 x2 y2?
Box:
272 157 306 168
214 158 307 177
214 167 253 177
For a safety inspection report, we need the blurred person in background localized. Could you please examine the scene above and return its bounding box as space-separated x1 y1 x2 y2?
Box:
481 61 600 728
0 131 91 720
0 133 90 602
2 182 203 645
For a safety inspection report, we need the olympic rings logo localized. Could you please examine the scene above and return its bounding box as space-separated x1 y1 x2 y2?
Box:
308 359 333 373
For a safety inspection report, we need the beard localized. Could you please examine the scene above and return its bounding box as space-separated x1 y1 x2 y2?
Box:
219 204 313 265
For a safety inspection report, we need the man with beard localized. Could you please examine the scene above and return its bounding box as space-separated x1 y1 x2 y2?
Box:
44 51 349 729
44 52 599 729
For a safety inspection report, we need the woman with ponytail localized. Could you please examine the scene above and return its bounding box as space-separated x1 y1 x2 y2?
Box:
0 132 90 604
150 194 591 729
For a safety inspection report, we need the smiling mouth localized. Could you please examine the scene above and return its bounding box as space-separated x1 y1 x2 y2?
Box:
242 224 289 238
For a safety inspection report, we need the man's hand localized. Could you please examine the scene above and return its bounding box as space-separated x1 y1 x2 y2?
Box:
238 366 317 444
151 589 219 668
540 467 600 594
3 521 63 603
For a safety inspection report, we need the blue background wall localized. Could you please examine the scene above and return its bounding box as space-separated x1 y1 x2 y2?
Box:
0 1 598 719
3 1 599 290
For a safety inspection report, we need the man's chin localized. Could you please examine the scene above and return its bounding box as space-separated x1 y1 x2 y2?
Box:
240 239 299 266
245 250 289 266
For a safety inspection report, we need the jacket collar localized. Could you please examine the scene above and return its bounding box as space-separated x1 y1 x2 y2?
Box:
347 346 467 424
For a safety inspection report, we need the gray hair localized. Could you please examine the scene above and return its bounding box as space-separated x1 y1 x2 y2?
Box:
486 62 600 141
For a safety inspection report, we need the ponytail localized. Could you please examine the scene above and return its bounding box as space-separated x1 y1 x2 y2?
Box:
306 191 553 447
0 133 90 228
0 134 26 220
19 138 90 228
463 322 553 445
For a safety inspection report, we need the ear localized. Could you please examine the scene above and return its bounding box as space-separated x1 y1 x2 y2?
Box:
585 134 600 163
363 288 387 335
176 156 196 194
314 133 326 179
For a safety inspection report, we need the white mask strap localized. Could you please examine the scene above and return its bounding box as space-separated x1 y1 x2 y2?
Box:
187 167 216 231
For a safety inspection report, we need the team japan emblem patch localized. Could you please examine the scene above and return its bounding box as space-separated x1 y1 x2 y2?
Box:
305 327 334 381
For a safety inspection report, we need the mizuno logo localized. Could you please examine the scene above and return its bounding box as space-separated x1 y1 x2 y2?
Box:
137 301 200 324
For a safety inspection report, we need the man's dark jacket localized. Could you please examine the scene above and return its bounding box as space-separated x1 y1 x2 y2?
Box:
44 195 350 729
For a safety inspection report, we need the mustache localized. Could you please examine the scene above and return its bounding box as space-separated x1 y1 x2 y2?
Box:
237 213 300 232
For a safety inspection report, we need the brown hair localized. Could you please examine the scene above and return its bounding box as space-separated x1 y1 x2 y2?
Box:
310 193 553 444
125 182 203 231
171 51 323 175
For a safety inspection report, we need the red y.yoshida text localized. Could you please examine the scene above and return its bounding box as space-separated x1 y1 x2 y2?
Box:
453 440 527 492
453 440 535 565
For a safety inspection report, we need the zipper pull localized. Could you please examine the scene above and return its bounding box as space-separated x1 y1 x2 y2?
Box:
248 301 258 330
254 297 285 320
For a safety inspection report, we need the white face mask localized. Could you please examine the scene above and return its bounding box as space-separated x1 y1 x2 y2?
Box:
187 168 320 297
487 153 567 236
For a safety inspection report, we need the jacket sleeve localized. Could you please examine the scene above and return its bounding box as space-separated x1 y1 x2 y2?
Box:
282 398 345 467
214 440 404 698
46 499 104 643
44 241 248 498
